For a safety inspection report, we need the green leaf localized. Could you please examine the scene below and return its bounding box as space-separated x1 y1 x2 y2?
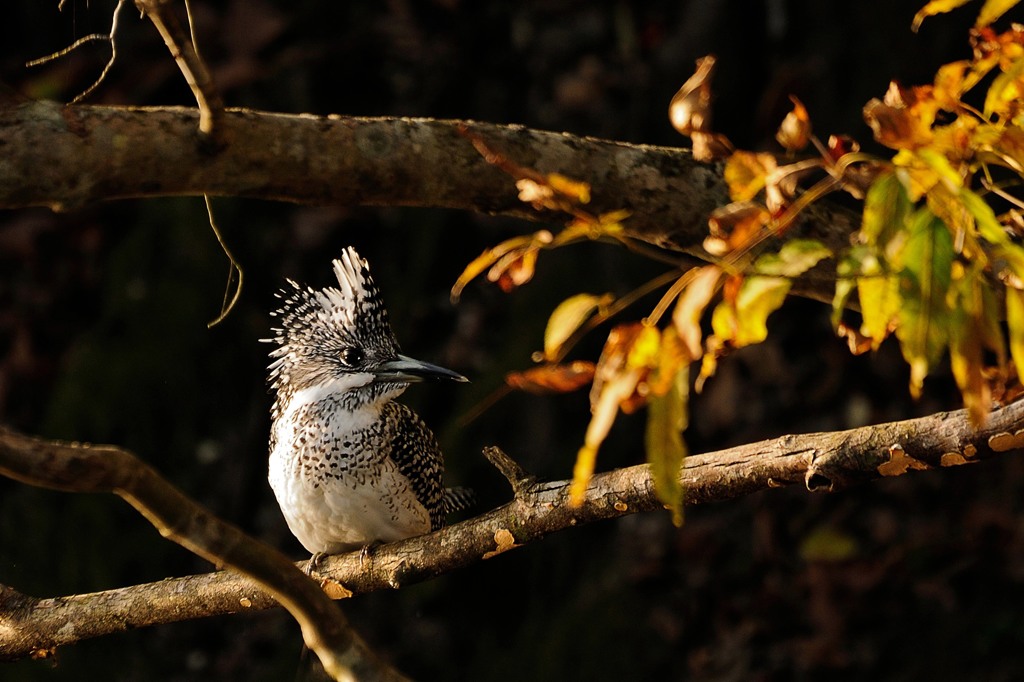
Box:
861 172 912 249
752 239 832 277
645 365 688 527
832 248 862 329
895 210 954 397
733 276 792 346
857 251 901 349
543 292 612 362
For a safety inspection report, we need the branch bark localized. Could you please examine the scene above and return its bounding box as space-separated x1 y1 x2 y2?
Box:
3 399 1022 660
0 101 853 300
0 426 404 681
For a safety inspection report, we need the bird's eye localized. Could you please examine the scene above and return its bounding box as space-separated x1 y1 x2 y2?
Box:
339 346 365 368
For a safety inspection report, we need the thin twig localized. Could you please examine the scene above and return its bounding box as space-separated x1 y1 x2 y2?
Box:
26 0 130 104
482 446 535 498
204 195 244 328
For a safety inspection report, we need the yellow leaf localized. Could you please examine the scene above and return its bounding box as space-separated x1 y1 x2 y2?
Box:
573 366 643 507
645 365 688 527
858 267 901 350
672 265 722 359
949 274 993 425
1006 287 1024 372
984 54 1024 119
627 325 662 370
724 151 776 202
733 277 792 346
912 0 973 32
543 293 612 361
547 173 592 204
977 0 1022 27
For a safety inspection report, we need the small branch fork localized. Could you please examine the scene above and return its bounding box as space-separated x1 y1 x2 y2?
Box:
28 0 224 140
3 400 1024 661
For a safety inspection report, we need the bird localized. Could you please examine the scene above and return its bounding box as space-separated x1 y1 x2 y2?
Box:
264 247 470 562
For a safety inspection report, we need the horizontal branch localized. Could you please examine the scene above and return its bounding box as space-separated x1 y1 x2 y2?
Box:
3 399 1022 659
0 101 853 299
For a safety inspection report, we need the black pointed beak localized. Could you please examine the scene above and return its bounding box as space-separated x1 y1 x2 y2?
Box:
372 354 468 383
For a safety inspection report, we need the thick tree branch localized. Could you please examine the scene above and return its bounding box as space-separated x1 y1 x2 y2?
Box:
0 426 404 681
3 400 1022 659
0 101 853 299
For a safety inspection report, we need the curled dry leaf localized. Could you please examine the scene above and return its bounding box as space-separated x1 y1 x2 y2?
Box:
672 265 722 360
776 95 812 152
863 81 940 151
506 361 596 394
452 232 551 302
705 202 770 256
669 54 716 136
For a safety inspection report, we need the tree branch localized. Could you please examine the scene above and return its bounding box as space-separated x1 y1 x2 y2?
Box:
0 102 853 300
3 399 1022 659
0 426 405 681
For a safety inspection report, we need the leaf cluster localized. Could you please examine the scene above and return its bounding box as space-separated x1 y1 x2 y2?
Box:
453 1 1024 521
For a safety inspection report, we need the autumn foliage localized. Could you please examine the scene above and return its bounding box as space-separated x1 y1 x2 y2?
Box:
455 1 1024 521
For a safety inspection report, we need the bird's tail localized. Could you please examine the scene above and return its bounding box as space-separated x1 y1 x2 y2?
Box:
442 486 477 516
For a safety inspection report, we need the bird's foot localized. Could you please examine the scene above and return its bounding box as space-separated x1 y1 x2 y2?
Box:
306 551 326 577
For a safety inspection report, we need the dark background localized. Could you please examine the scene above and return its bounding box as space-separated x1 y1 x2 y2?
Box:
3 1 1024 680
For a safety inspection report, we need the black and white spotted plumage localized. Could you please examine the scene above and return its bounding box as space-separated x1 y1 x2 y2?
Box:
265 248 468 555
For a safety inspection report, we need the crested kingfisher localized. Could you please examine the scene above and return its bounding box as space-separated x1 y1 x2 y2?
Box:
265 247 469 558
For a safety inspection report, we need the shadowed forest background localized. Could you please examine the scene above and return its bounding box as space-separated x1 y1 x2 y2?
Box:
3 1 1024 679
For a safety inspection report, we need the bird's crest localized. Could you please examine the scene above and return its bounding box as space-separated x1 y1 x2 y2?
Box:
265 247 398 394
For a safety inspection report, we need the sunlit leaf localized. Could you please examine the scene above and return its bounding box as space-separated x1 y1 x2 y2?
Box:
672 265 722 359
573 364 643 507
627 325 662 371
949 271 993 425
547 173 592 204
451 232 550 302
669 55 716 136
1008 288 1024 374
858 266 901 349
832 247 863 329
506 361 596 394
543 293 612 361
751 239 831 278
861 171 912 248
724 151 776 202
645 364 688 527
984 54 1024 119
912 0 973 32
863 82 938 150
776 95 812 151
734 276 792 346
489 244 542 293
977 0 1021 26
895 210 954 397
570 444 599 508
